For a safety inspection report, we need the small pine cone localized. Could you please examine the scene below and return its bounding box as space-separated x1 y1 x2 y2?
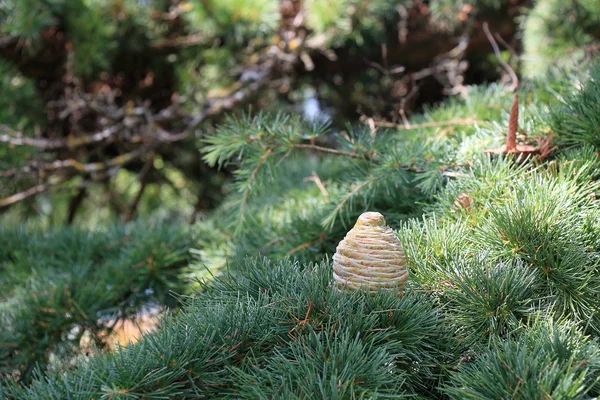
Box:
333 212 408 297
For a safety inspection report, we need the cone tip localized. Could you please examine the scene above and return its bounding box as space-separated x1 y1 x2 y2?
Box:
355 212 386 228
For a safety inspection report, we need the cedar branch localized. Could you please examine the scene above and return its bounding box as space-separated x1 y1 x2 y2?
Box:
236 148 274 235
1 147 148 177
0 177 68 209
0 125 121 150
372 117 479 130
482 22 518 90
325 175 380 229
290 144 364 159
151 33 206 49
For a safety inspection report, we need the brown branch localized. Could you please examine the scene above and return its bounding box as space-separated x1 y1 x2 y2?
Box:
303 171 329 196
0 55 276 210
289 144 364 159
1 147 148 177
187 70 273 130
372 117 479 130
124 153 154 222
494 33 518 60
327 176 379 229
482 22 518 90
481 23 547 159
1 64 272 151
286 234 328 257
66 186 87 225
0 125 121 150
0 176 68 209
141 67 274 144
150 33 206 49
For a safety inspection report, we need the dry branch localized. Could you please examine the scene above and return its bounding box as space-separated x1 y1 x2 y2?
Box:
0 125 121 150
150 33 207 49
1 147 148 178
0 176 68 208
372 117 479 130
1 57 276 210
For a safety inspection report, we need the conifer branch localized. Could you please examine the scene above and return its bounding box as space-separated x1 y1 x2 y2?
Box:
286 234 328 257
289 143 365 159
1 58 274 209
372 117 480 130
0 125 122 149
304 171 329 196
0 176 69 208
124 153 155 222
66 185 87 225
236 148 274 235
482 22 518 91
150 33 207 49
323 174 382 229
1 147 148 177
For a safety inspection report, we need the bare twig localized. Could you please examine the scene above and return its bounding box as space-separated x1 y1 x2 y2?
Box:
66 186 87 225
399 109 411 129
150 33 206 49
372 117 479 130
304 171 329 196
290 144 364 159
1 147 148 177
0 125 121 150
482 22 518 91
481 22 546 159
124 153 155 222
494 33 518 60
326 175 380 229
0 176 68 209
188 70 273 129
286 234 328 257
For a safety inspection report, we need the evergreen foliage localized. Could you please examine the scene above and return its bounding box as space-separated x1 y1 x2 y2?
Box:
4 57 600 397
0 60 44 201
0 0 534 225
550 63 600 149
522 0 600 77
1 258 456 399
447 319 600 399
3 1 600 398
0 221 201 383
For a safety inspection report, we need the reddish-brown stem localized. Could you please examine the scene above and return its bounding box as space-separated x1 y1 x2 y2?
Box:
506 93 519 152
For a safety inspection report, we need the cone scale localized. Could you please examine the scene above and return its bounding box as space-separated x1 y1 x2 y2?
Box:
333 212 408 297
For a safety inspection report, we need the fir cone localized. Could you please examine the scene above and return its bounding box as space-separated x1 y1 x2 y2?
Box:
333 212 408 297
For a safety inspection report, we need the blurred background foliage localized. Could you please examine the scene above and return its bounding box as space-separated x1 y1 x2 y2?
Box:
4 0 593 227
1 0 600 386
0 0 598 227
